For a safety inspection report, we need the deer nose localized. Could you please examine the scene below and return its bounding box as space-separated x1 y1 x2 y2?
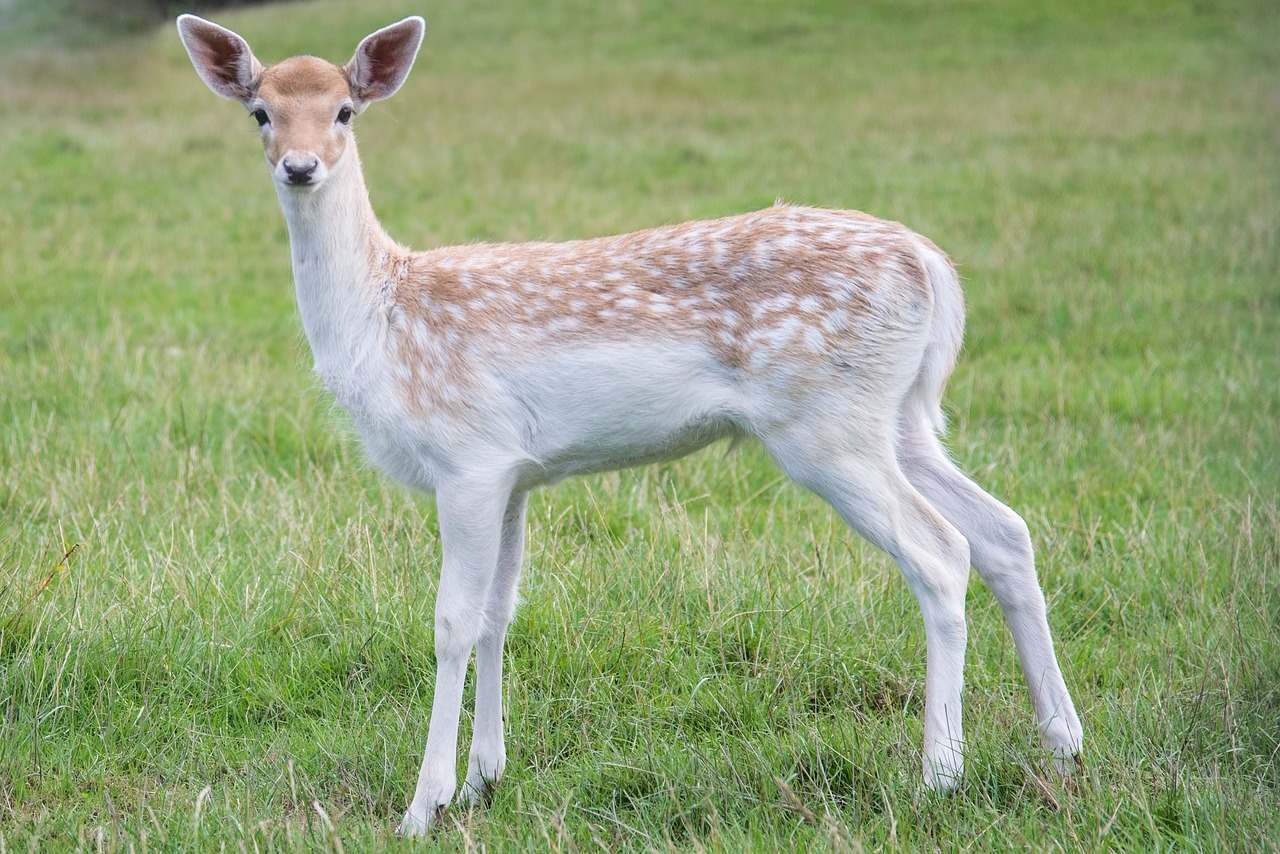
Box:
282 154 318 184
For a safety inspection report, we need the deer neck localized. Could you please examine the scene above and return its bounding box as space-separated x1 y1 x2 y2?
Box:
273 146 395 395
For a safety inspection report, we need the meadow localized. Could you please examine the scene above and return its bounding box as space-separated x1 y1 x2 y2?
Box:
1 0 1277 849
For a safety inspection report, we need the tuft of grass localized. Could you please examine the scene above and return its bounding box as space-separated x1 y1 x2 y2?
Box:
1 0 1277 849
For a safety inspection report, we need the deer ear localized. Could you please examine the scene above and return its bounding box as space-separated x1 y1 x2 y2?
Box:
177 15 263 104
345 17 425 106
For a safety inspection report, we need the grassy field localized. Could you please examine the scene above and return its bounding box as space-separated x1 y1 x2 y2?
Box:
2 0 1277 849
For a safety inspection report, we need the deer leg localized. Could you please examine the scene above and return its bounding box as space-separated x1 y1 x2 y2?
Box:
399 477 513 836
766 432 971 790
897 425 1083 769
462 490 529 805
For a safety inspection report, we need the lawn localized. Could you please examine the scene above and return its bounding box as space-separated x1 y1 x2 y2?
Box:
1 0 1277 849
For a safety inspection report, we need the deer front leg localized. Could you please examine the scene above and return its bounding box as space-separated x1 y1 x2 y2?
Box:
462 491 528 806
399 478 513 836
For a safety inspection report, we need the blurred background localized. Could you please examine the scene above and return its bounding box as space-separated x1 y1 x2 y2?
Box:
0 0 1276 848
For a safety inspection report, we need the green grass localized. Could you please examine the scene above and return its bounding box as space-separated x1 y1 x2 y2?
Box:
2 0 1277 849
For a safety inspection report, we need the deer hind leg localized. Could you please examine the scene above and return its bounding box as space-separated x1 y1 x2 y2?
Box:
897 423 1084 770
399 477 514 836
763 426 971 790
462 490 529 806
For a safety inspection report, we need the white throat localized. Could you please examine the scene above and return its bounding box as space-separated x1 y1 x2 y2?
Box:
273 148 393 410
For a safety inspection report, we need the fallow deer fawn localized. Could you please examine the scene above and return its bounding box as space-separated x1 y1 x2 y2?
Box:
177 14 1083 834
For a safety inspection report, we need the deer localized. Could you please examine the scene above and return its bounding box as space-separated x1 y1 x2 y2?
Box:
176 14 1083 835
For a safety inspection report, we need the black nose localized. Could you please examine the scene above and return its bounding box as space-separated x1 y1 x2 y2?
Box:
283 155 317 184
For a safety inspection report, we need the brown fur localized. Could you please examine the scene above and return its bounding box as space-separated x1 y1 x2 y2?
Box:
255 57 353 169
382 206 944 415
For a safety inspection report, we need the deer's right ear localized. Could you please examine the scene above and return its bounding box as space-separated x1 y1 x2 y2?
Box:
177 14 263 104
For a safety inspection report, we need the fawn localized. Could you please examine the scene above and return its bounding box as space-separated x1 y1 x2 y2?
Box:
177 14 1083 834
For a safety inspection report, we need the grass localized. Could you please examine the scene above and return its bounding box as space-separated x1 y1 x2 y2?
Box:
1 0 1277 849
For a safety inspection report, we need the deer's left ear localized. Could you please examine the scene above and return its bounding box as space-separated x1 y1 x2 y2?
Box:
177 14 263 104
345 17 425 108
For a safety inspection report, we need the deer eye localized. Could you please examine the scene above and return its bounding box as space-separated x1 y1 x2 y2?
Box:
251 108 270 127
336 107 353 125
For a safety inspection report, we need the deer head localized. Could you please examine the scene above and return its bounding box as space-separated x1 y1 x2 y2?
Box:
177 14 425 189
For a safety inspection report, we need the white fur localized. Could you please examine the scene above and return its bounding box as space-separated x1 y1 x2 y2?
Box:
176 14 1084 836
